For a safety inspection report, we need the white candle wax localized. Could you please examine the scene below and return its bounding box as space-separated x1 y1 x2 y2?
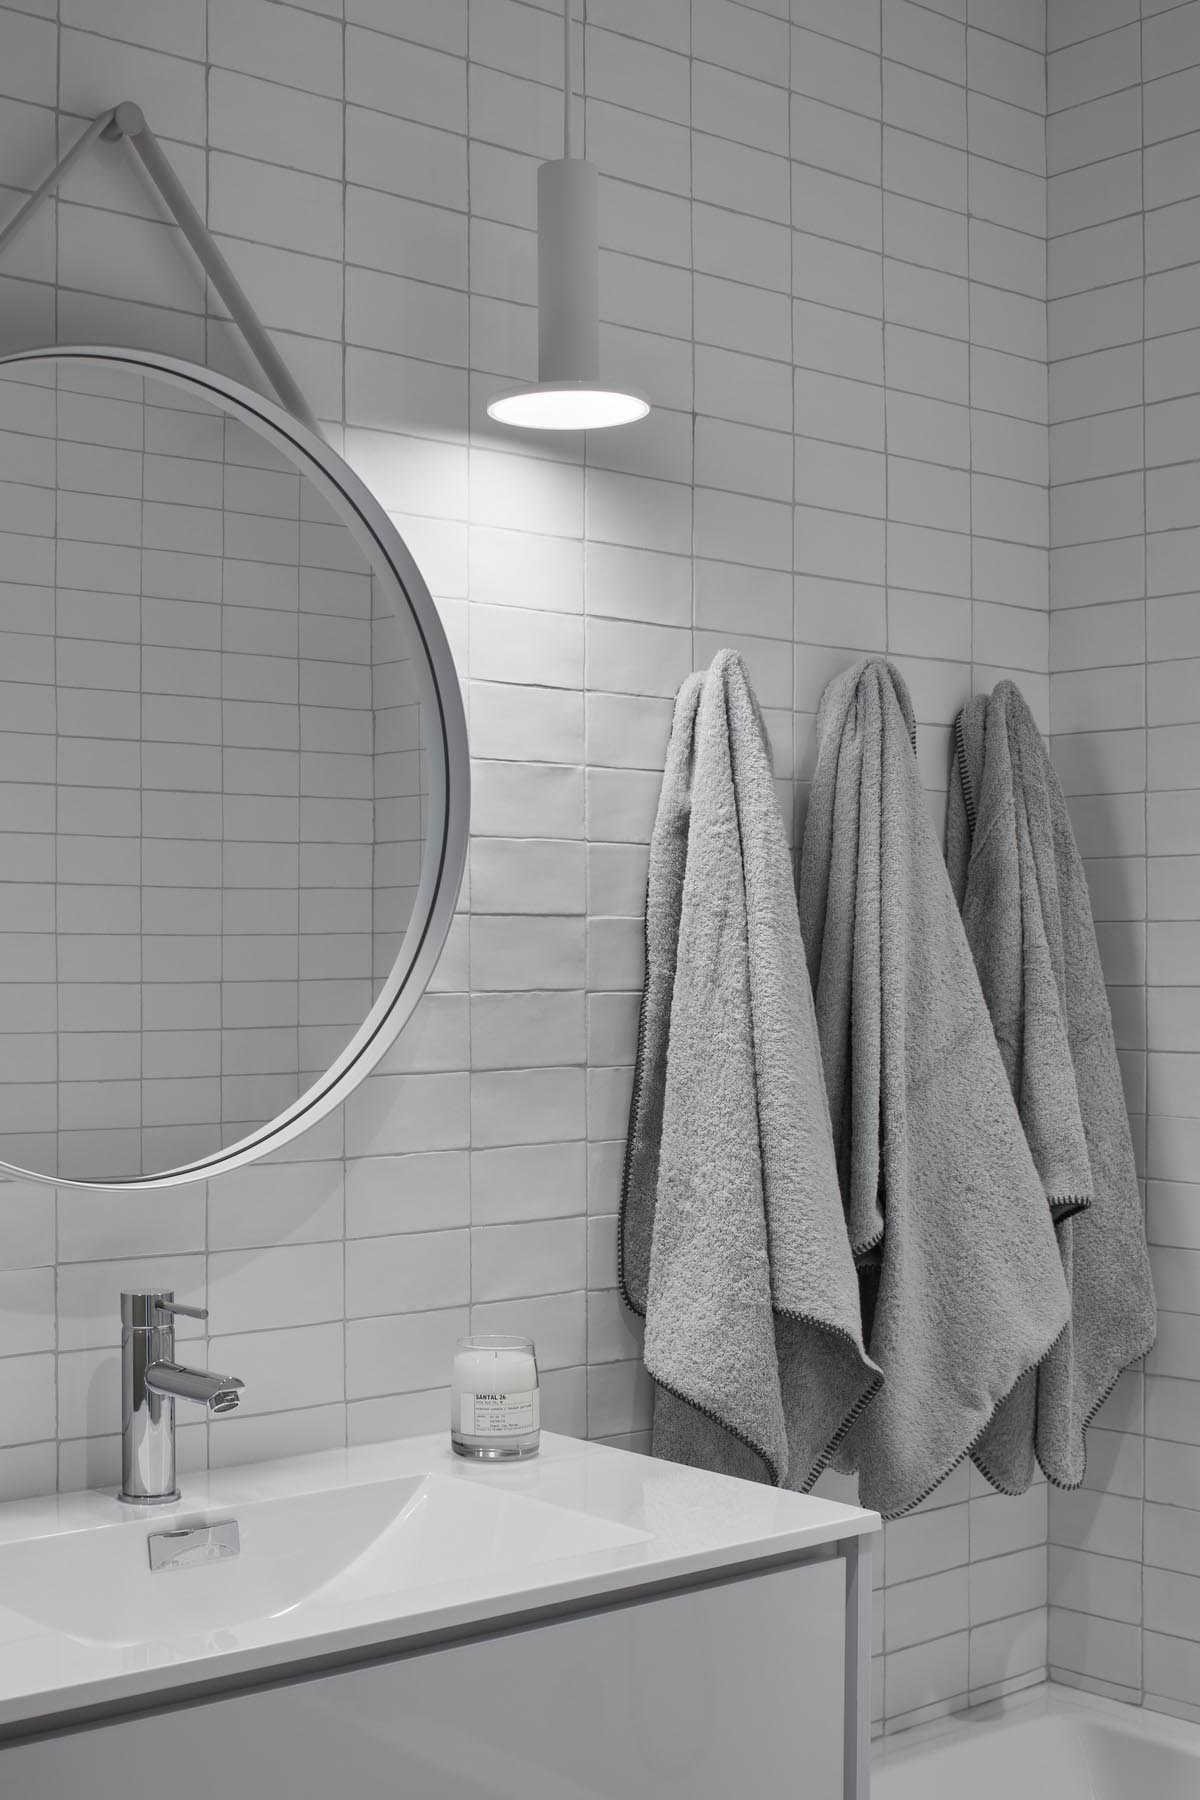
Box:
450 1339 539 1447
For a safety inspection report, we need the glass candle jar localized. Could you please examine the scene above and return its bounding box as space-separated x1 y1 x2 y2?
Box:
450 1334 540 1460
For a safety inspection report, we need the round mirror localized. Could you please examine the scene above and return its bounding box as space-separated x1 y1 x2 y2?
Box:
0 347 468 1189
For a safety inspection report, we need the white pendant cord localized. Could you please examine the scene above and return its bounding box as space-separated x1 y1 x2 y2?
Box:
563 0 574 160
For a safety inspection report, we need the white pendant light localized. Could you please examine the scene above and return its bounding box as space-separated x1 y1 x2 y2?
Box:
487 0 649 433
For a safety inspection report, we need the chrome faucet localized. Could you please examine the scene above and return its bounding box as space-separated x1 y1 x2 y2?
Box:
119 1291 245 1505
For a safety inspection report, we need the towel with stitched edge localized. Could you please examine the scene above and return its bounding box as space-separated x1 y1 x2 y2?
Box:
798 657 1070 1518
620 648 881 1490
947 679 1156 1493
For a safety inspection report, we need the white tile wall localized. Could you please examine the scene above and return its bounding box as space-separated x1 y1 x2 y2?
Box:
1046 0 1200 1728
0 0 1063 1739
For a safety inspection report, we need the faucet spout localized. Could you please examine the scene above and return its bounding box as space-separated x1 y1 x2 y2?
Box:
145 1362 245 1415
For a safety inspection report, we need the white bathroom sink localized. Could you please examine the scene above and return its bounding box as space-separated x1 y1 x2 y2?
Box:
0 1431 877 1737
0 1472 647 1650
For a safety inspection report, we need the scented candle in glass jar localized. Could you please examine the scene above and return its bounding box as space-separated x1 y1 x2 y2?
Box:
450 1334 540 1460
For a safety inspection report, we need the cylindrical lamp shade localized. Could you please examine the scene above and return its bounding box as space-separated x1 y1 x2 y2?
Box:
486 157 649 431
537 158 600 384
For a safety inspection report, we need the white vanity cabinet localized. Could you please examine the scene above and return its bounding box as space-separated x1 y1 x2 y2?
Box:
0 1435 877 1800
2 1560 849 1799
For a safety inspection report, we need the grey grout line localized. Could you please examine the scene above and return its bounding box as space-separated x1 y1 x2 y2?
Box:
21 192 1054 315
1137 0 1150 1698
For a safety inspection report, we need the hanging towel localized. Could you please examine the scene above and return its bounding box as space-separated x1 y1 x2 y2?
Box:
947 680 1156 1492
797 658 1070 1518
620 649 881 1491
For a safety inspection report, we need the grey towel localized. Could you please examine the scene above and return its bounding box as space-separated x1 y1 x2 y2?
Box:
620 649 881 1490
798 659 1070 1518
948 680 1156 1491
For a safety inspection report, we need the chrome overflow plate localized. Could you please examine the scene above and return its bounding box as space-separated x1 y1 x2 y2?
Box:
148 1519 240 1573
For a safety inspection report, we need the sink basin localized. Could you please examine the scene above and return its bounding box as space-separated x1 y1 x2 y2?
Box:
0 1472 648 1650
0 1431 877 1739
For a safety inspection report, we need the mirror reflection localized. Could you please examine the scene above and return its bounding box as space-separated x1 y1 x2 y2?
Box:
0 358 429 1183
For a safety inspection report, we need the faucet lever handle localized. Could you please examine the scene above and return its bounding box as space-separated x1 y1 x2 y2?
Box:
121 1290 207 1330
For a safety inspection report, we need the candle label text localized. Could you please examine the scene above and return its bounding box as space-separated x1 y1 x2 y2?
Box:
460 1388 540 1437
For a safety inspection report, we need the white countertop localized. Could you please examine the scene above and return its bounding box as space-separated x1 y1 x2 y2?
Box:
0 1431 877 1737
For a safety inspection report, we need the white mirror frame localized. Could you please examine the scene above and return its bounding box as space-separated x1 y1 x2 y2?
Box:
0 345 470 1190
